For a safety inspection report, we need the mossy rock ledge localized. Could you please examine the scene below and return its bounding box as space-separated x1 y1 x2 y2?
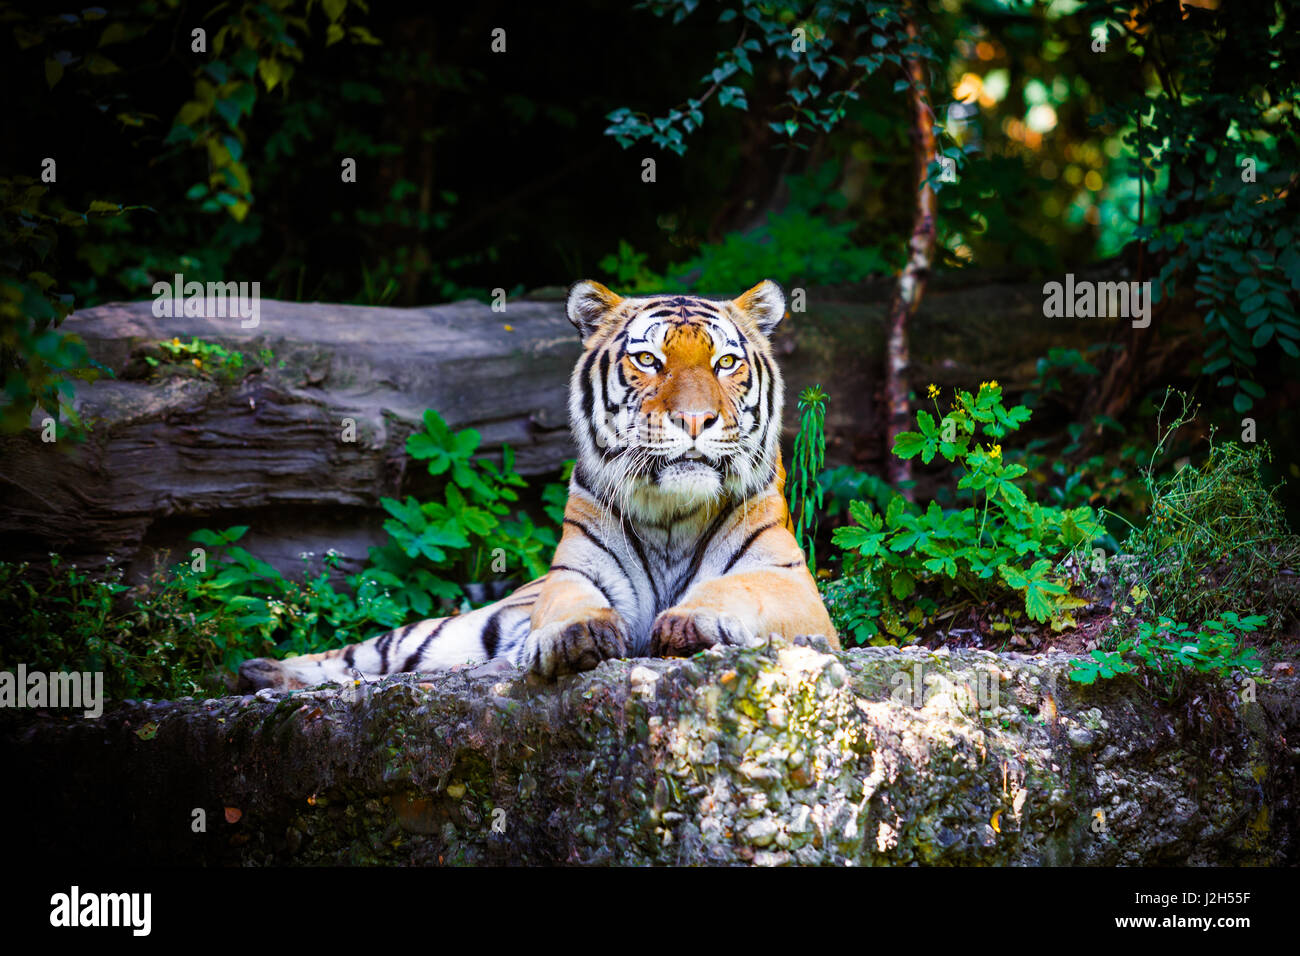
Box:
4 639 1296 865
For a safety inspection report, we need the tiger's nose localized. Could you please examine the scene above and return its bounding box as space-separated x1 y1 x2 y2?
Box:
675 410 719 438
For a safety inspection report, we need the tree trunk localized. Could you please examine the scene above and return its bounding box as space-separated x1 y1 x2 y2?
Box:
883 12 938 495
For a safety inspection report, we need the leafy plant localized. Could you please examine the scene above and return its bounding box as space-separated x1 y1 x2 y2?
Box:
675 204 895 292
819 464 897 525
1069 611 1264 703
542 460 575 526
598 164 899 296
0 555 237 700
144 336 248 384
0 410 575 698
829 381 1103 644
597 240 665 294
786 384 827 573
181 526 408 665
0 176 141 434
1006 345 1150 542
604 0 945 157
360 409 559 617
1100 391 1300 632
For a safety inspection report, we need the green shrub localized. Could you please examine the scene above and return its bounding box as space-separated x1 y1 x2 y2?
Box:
141 336 250 384
1013 345 1150 536
1069 611 1264 703
1 407 571 699
596 165 898 296
0 556 233 700
182 526 407 666
1101 393 1300 633
828 381 1103 645
359 409 560 618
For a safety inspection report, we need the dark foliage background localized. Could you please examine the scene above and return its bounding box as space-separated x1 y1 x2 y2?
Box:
2 0 1299 690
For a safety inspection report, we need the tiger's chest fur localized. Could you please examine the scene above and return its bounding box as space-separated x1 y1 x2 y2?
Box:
550 458 799 646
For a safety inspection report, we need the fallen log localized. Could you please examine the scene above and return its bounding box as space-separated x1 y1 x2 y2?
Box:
0 271 1124 582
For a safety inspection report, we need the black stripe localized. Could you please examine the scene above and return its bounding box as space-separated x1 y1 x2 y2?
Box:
482 606 506 658
597 348 611 412
625 529 662 608
563 517 617 560
668 502 737 602
548 563 617 606
586 488 660 601
344 645 356 669
375 628 401 673
562 518 637 589
577 343 599 379
578 346 600 436
399 617 449 674
761 352 777 431
722 522 779 574
573 461 601 500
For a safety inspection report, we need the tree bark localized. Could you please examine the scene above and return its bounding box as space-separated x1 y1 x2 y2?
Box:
884 12 938 495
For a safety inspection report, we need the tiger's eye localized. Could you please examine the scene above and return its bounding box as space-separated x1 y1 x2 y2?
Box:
716 355 737 370
634 352 659 369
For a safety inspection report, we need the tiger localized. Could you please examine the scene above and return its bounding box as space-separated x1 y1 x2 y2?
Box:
235 278 838 691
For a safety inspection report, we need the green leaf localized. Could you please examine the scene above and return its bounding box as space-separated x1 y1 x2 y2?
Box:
893 430 927 460
890 571 915 599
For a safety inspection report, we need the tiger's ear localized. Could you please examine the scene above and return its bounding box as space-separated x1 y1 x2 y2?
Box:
732 279 786 337
566 280 625 341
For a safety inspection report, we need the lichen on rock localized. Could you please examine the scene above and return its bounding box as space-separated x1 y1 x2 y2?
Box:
2 636 1295 865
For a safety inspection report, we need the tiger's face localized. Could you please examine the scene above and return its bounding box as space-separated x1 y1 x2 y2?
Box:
566 279 786 518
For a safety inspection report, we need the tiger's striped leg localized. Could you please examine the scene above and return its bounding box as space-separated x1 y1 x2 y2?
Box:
234 580 543 692
515 569 629 679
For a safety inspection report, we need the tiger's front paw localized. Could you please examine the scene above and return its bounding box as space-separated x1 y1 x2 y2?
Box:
236 657 307 693
649 608 761 658
521 608 629 679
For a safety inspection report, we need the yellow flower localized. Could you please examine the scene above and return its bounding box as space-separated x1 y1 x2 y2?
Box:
171 337 181 346
989 443 1002 459
927 383 940 399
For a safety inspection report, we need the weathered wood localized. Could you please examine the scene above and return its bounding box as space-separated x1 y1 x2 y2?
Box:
0 274 1116 581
